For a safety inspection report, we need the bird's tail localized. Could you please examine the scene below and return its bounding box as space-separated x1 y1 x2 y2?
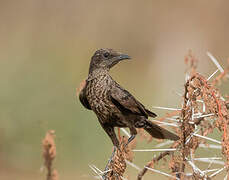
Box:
143 120 179 141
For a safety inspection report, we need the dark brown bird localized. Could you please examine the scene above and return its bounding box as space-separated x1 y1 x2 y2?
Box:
79 48 179 149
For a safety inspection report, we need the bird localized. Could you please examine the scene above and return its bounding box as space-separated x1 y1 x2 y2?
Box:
79 48 179 150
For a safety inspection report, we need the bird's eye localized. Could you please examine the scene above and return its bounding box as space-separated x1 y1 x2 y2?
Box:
103 52 110 58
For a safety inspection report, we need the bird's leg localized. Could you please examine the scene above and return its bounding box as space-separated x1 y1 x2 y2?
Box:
103 146 122 180
100 123 120 148
101 124 120 179
126 127 137 147
127 135 136 145
104 146 117 171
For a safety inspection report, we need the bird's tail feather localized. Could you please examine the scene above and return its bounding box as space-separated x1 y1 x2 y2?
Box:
143 120 179 141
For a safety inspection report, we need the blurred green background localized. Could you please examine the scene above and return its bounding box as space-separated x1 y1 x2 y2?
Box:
0 0 229 179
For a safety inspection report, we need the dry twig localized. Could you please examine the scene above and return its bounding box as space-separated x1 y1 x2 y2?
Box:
42 130 59 180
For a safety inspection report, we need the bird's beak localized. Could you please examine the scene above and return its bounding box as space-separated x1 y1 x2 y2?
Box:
117 54 131 61
108 53 131 68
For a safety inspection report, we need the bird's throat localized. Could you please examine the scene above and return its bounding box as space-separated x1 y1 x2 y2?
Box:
87 68 109 81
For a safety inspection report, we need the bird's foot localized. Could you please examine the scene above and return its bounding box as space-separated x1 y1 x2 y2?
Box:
102 146 117 179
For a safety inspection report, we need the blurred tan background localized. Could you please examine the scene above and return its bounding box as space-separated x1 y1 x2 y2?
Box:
0 0 228 179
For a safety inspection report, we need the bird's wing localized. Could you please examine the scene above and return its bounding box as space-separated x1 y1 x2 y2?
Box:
109 85 156 118
79 82 91 110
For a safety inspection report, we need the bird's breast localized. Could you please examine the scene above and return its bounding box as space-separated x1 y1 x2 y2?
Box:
86 75 118 119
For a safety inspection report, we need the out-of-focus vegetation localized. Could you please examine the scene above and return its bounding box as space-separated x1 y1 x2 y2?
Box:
0 0 228 179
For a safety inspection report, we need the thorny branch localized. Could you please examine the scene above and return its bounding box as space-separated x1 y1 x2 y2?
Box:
137 52 229 179
137 149 172 180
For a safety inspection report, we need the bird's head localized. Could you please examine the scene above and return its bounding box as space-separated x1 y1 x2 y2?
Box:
89 48 131 74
